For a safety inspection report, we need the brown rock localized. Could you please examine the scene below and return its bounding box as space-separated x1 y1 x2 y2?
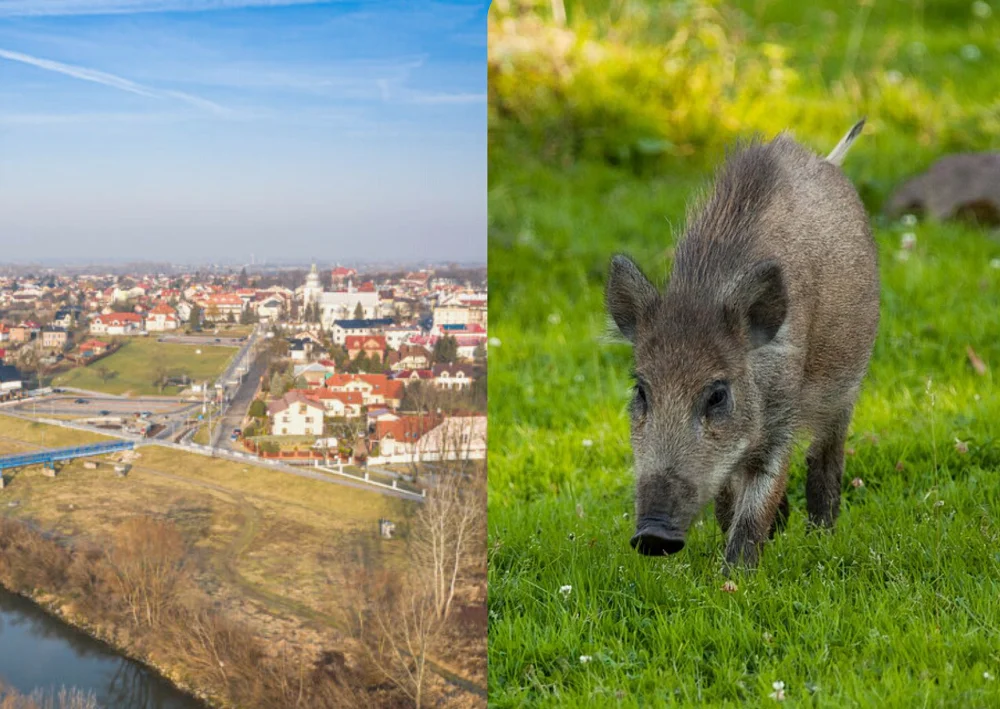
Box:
886 152 1000 225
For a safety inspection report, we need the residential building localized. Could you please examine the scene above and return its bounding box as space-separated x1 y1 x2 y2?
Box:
90 312 143 336
330 318 394 346
267 392 325 436
145 302 179 331
346 335 386 363
433 363 478 390
41 327 69 351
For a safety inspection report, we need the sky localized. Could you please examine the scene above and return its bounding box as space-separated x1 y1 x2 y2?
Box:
0 0 487 265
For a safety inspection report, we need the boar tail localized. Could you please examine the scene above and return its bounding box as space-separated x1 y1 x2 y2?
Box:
825 118 865 166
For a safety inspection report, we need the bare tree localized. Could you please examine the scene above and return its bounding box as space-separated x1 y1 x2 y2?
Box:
343 566 440 709
104 516 188 627
412 465 485 622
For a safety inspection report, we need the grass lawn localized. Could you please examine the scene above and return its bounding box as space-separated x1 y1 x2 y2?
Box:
488 1 1000 706
52 338 237 395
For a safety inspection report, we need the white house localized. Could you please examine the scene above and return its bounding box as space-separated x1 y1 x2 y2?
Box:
268 392 324 436
90 312 144 336
145 302 179 331
416 416 487 461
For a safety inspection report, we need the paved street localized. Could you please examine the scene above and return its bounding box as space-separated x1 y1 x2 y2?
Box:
212 340 270 450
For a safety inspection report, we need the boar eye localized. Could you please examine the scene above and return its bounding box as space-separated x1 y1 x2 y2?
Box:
632 381 649 416
704 380 731 419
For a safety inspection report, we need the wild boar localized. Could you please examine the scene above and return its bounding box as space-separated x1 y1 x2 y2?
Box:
605 120 878 569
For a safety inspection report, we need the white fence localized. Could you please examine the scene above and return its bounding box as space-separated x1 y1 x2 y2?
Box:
0 411 424 502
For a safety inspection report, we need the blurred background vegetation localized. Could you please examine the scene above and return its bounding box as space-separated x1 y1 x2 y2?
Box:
489 0 1000 213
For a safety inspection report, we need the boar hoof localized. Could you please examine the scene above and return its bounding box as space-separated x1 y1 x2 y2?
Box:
630 523 685 556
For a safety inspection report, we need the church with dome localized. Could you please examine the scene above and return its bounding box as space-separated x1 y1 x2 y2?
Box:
299 264 381 328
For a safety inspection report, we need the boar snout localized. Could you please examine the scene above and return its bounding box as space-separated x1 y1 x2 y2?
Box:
631 517 685 556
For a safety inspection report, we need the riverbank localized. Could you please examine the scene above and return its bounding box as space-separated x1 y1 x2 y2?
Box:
0 584 204 708
0 515 374 708
2 582 211 707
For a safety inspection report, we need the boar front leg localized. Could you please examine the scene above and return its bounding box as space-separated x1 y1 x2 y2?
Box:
806 405 852 528
723 452 789 570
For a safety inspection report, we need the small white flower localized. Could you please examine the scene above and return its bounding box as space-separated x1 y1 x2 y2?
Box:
985 671 995 680
488 337 502 347
961 44 982 61
973 1 992 19
573 373 585 383
582 439 593 448
885 69 903 85
579 655 592 664
547 312 562 325
895 250 911 262
769 680 786 701
901 213 918 226
934 499 945 508
559 585 572 598
901 232 917 250
990 258 1000 269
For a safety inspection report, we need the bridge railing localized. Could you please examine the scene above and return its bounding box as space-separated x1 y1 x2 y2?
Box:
0 441 135 471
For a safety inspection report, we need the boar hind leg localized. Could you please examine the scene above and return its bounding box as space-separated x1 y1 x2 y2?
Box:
724 454 790 569
806 406 852 528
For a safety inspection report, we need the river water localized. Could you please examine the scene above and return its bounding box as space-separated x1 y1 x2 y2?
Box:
0 586 207 709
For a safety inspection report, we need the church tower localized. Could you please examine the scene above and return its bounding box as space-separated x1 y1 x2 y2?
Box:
303 263 323 309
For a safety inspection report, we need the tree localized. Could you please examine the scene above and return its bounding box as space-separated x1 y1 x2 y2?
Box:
104 516 188 627
206 304 221 322
97 365 114 384
153 363 170 392
238 267 248 288
188 303 203 330
340 562 440 709
473 342 487 363
432 335 459 365
248 399 268 419
412 467 486 621
353 302 364 320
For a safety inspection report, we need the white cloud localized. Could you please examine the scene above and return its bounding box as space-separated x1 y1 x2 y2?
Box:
0 47 228 114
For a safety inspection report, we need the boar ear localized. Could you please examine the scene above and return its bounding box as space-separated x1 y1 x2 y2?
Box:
606 254 657 342
726 260 787 348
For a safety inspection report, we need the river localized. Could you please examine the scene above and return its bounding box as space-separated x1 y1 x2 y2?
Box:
0 586 208 709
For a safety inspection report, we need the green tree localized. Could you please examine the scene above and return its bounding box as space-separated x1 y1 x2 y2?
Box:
238 267 249 288
433 335 459 365
353 302 365 320
473 342 487 363
188 303 203 330
249 399 268 419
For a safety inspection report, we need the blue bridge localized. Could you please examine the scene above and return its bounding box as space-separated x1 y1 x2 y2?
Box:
0 441 135 472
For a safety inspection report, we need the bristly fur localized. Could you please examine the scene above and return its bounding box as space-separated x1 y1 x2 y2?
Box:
672 133 787 297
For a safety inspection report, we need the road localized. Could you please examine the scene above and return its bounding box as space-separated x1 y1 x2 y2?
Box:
212 348 270 450
156 335 247 347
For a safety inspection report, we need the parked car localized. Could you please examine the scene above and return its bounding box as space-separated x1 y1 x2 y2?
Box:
215 338 221 343
98 410 111 416
74 398 87 404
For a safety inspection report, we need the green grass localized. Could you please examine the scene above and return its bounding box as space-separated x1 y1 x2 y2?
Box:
488 1 1000 706
52 338 237 395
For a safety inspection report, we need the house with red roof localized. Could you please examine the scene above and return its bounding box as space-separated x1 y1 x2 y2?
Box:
374 412 443 457
91 312 144 336
197 293 244 321
268 391 325 436
345 335 386 363
78 339 111 358
145 302 179 331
